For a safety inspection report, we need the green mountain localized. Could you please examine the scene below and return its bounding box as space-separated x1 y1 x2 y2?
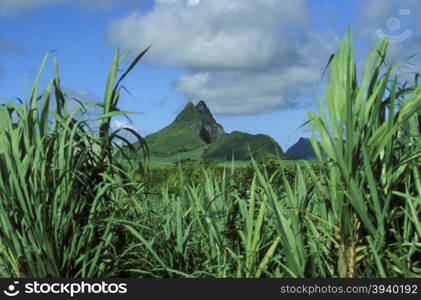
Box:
203 131 283 161
144 100 225 156
128 101 284 161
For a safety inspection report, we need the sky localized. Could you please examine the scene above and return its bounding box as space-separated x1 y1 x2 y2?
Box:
0 0 419 150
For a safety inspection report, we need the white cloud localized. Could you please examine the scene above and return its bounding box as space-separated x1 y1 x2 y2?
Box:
174 64 322 114
111 119 139 132
108 0 338 114
51 88 140 137
52 87 103 118
109 0 309 70
109 119 141 145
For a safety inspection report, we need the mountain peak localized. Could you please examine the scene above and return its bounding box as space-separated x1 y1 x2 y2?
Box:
286 137 316 160
176 100 217 125
149 100 226 152
185 101 194 108
195 100 209 112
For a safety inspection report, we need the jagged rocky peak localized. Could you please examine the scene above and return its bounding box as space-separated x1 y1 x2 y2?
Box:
195 101 225 143
174 100 226 144
195 100 210 113
194 100 220 126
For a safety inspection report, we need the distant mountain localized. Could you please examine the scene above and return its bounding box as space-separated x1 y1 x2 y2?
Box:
203 131 284 161
175 101 226 143
144 100 226 156
285 138 316 160
127 100 285 161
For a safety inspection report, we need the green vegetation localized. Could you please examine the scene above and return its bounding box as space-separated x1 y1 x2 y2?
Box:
148 146 205 164
0 47 150 277
144 126 206 156
0 31 420 278
203 131 284 161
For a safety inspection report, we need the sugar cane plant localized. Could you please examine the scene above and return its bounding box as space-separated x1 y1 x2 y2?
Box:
0 48 149 277
306 30 421 277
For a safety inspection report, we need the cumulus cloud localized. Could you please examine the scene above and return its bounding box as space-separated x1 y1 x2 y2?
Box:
111 119 139 132
109 0 309 70
47 87 140 141
111 119 140 144
54 87 104 118
108 0 339 114
174 65 320 114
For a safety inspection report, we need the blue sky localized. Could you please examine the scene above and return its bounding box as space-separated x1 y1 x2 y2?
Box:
0 0 419 150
